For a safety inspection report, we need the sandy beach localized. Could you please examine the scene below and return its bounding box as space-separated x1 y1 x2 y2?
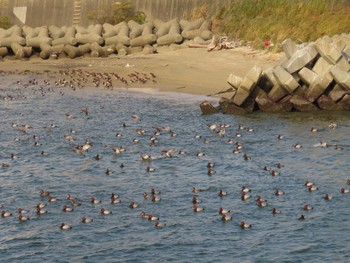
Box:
0 46 283 97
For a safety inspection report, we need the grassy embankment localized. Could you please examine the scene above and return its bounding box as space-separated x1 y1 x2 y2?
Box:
191 0 350 51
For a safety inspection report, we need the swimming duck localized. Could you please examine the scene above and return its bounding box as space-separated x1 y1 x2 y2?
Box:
218 190 227 197
324 194 332 200
196 152 205 157
148 214 159 221
241 186 251 193
141 154 152 161
293 144 302 149
275 189 285 196
304 181 313 187
18 208 29 214
129 202 139 209
37 203 46 209
271 170 279 176
277 135 284 140
60 223 72 230
341 188 350 193
71 200 81 207
48 196 60 202
219 207 231 214
151 196 161 203
240 221 251 229
272 208 281 214
1 210 12 217
193 205 205 212
298 215 305 220
154 222 166 227
308 185 318 192
303 204 313 211
36 207 48 214
91 197 101 204
221 214 232 221
19 215 30 221
243 154 250 161
151 189 160 195
40 189 50 197
81 217 93 223
147 167 155 172
192 197 201 204
100 208 112 215
263 166 270 171
192 187 202 193
207 169 215 175
63 205 73 212
207 162 214 168
140 211 150 219
111 197 121 204
310 127 318 132
241 192 251 201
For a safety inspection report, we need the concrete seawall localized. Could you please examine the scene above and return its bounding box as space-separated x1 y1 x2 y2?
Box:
0 0 230 27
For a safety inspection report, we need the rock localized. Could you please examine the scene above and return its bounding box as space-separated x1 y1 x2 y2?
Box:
277 95 293 112
200 100 218 115
290 95 318 111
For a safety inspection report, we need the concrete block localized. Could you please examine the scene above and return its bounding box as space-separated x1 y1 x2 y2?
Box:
255 90 285 112
284 44 319 73
329 84 348 102
277 95 293 112
312 57 333 79
342 45 350 62
336 56 350 72
232 66 262 105
290 95 318 111
273 66 300 94
0 47 8 57
330 65 350 91
298 67 318 85
222 101 247 115
317 95 349 111
268 85 289 102
282 38 298 59
227 74 242 90
241 96 256 113
200 100 218 114
305 74 333 102
315 38 342 64
339 94 350 105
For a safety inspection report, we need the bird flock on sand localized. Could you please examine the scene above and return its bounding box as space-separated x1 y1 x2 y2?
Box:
1 76 349 233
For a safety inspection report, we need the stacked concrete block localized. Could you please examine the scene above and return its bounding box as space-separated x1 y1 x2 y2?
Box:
76 25 104 45
130 22 157 47
103 22 130 46
180 18 213 42
0 25 25 47
23 25 52 48
50 26 77 46
201 35 350 115
155 19 183 46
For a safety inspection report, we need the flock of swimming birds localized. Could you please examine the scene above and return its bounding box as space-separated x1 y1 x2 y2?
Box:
1 75 350 234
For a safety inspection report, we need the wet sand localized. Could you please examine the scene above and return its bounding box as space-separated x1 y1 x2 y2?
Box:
0 46 283 97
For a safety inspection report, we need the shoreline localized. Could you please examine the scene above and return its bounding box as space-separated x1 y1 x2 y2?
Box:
0 46 283 97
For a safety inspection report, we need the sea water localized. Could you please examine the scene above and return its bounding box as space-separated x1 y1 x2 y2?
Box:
1 78 350 262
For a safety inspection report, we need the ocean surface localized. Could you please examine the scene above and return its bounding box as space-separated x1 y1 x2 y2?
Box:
1 76 350 263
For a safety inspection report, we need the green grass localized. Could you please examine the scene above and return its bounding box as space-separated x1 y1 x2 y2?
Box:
215 0 350 49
